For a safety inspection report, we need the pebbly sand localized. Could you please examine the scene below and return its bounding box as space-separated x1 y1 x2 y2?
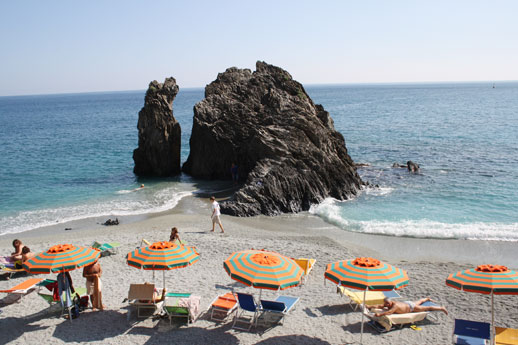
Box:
1 196 517 345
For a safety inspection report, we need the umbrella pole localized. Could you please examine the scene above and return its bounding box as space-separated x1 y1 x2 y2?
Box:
360 289 366 345
490 290 495 345
163 270 166 289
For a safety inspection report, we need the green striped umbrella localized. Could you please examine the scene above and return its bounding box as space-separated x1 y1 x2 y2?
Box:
23 244 101 274
126 241 199 287
325 257 409 344
446 264 518 345
223 249 303 292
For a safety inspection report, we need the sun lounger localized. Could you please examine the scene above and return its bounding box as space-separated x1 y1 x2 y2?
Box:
496 327 518 345
337 286 401 310
294 258 316 284
233 292 259 331
258 295 299 326
0 277 43 303
208 292 238 321
91 241 121 256
364 307 428 332
452 319 490 345
163 292 200 325
0 264 26 279
127 283 164 319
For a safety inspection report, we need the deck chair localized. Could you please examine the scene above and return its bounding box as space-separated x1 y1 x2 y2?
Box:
337 286 401 311
91 241 121 256
496 327 518 345
127 283 163 319
258 295 299 326
453 319 491 345
364 307 428 332
163 292 196 325
140 239 151 247
233 292 259 331
0 266 26 279
294 258 316 284
208 292 238 321
0 277 43 303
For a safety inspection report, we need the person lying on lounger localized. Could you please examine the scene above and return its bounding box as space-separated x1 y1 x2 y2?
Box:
367 297 448 316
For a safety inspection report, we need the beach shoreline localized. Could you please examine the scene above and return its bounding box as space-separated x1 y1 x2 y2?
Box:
1 196 517 344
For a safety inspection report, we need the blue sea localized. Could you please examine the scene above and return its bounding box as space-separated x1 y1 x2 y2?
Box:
1 83 517 240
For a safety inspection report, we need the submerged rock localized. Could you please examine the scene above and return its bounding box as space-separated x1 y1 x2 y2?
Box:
183 61 363 216
133 78 181 176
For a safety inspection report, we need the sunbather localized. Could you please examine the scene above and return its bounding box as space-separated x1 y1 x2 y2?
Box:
169 227 182 244
367 297 448 316
10 239 26 261
83 260 105 310
21 247 35 262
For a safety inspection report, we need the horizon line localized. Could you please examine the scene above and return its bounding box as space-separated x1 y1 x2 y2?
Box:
1 79 516 98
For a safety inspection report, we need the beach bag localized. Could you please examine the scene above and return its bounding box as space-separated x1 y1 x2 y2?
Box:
79 295 89 310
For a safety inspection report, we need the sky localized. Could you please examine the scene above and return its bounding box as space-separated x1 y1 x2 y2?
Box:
1 0 517 96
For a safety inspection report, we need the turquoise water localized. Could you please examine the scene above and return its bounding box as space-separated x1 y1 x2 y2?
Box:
0 83 517 239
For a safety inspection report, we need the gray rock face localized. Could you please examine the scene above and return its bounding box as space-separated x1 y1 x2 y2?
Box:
133 78 181 176
183 61 363 216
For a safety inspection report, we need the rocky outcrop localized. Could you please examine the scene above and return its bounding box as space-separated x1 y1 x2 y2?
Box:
133 78 181 176
183 61 363 216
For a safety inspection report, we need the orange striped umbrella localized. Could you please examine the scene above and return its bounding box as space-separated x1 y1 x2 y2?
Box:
325 257 409 345
126 241 199 287
446 264 518 344
223 249 303 290
23 244 101 274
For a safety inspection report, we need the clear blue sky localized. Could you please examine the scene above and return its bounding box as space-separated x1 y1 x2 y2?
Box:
1 0 517 96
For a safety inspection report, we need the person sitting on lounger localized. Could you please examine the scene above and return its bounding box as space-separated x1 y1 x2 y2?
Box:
367 297 448 316
11 239 26 261
169 227 182 244
21 246 35 262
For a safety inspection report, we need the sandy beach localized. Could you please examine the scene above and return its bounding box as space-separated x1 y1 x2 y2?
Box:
1 196 517 345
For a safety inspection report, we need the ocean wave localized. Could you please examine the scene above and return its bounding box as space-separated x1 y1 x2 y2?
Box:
309 198 518 241
0 188 193 236
363 186 394 196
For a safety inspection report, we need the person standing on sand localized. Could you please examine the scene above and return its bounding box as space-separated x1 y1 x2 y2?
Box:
82 260 105 310
210 196 224 233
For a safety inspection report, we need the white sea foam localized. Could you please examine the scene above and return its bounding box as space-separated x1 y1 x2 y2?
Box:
0 187 194 236
363 186 394 196
309 198 518 241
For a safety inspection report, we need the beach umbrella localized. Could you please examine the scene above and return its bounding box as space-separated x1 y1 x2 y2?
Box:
126 241 199 287
325 257 409 345
23 244 101 274
446 264 518 345
223 249 303 298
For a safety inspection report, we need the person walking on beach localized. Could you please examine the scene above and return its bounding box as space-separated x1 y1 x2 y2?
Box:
169 227 182 244
210 196 224 233
367 297 448 316
83 260 104 310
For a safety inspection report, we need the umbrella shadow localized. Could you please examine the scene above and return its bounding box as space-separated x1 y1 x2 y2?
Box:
316 304 350 316
53 309 131 342
141 325 240 345
0 309 50 343
254 335 332 345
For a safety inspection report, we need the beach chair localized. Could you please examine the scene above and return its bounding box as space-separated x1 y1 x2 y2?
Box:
294 258 316 284
233 292 259 331
337 286 401 311
208 292 238 321
364 307 428 333
452 319 491 345
258 295 300 326
0 266 26 279
140 239 151 247
163 292 200 325
127 283 163 319
91 241 121 256
0 277 43 303
496 327 518 345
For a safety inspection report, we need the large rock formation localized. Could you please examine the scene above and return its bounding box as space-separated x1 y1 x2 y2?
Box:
133 78 181 176
183 61 363 216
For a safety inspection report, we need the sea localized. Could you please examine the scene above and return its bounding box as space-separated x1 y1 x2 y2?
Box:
0 83 517 240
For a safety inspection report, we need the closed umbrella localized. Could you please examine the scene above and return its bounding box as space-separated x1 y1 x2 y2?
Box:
446 264 518 345
325 257 409 344
126 241 199 287
224 249 303 297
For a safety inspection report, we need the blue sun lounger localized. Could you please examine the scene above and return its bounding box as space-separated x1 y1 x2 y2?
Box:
259 295 299 326
453 319 491 345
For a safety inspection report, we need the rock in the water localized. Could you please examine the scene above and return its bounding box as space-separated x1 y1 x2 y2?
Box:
407 160 420 173
133 78 181 176
183 61 363 216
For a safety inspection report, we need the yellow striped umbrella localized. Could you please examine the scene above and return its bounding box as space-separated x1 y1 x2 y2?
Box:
223 249 303 291
23 244 101 274
446 264 518 345
325 257 409 345
126 241 199 287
